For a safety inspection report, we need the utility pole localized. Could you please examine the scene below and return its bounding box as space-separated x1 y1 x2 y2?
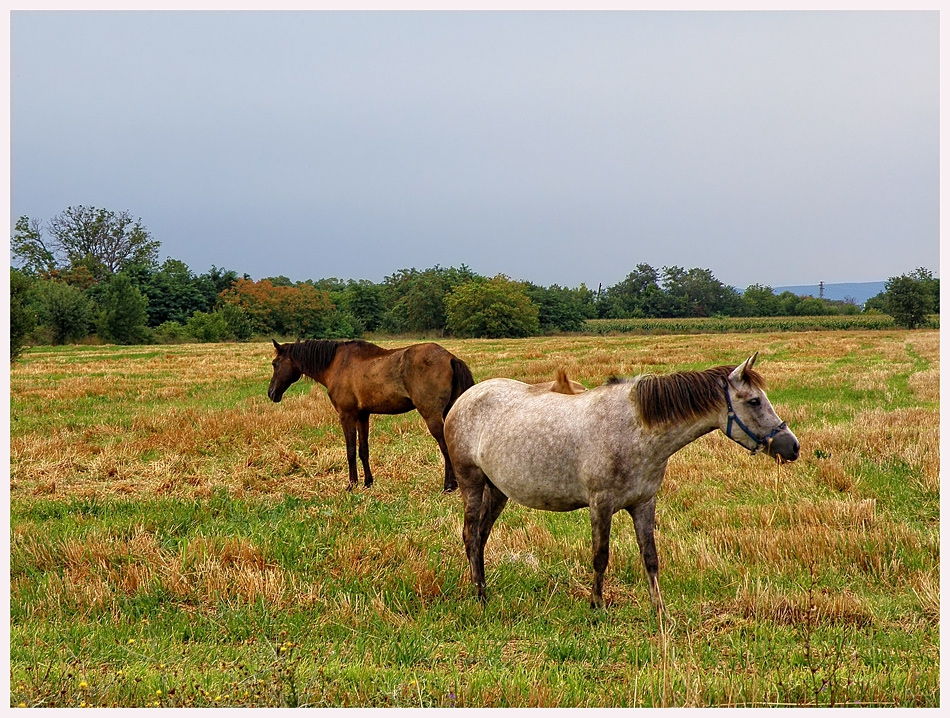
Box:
819 281 824 299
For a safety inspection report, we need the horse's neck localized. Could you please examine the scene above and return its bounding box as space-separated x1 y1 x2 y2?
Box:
295 342 337 386
647 412 721 460
303 365 329 387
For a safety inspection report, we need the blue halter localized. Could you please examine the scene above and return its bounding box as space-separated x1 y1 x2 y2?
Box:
721 379 787 455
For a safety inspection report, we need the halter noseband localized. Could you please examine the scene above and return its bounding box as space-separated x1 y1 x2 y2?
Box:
721 379 787 455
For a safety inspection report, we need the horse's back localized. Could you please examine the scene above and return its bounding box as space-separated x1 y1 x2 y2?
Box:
446 379 626 511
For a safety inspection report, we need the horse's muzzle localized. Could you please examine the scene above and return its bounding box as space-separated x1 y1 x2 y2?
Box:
766 430 800 463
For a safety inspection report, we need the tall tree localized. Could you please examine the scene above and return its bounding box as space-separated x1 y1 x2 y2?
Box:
908 267 939 314
661 266 740 317
137 259 211 326
883 273 934 329
343 280 386 333
524 282 595 332
741 284 780 317
601 264 665 318
13 206 161 279
10 216 56 275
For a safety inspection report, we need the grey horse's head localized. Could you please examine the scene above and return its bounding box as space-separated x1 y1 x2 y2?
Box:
719 353 799 462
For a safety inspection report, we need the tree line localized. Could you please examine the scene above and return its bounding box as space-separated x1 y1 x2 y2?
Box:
10 206 940 360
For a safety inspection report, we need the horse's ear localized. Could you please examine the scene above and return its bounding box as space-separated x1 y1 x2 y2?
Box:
745 352 758 373
729 352 758 384
272 339 282 353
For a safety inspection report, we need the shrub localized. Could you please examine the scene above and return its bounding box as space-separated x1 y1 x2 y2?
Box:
445 275 540 338
32 278 94 344
186 311 230 342
153 321 189 344
10 269 37 360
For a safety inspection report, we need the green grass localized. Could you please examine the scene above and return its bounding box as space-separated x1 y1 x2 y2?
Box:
9 332 939 707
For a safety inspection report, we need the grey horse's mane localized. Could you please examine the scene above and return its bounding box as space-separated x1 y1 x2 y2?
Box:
609 365 765 428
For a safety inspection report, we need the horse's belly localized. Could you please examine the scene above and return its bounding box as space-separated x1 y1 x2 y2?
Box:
479 454 591 512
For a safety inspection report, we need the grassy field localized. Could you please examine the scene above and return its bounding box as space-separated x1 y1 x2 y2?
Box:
8 331 939 706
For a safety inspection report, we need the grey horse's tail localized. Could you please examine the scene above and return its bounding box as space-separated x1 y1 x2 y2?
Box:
445 356 476 418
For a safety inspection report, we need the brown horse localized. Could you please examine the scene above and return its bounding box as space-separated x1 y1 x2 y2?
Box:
268 339 475 492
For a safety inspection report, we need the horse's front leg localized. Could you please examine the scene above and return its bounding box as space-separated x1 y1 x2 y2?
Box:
357 410 373 488
627 497 668 618
339 413 360 490
589 496 615 609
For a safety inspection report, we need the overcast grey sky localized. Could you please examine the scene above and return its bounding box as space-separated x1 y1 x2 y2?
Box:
9 10 939 289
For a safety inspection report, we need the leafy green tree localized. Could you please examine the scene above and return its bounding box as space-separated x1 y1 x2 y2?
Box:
10 268 37 360
135 259 210 326
343 280 386 332
661 266 741 317
776 291 801 315
200 266 241 302
908 267 939 314
524 282 595 332
741 284 780 316
883 273 934 329
32 279 94 344
94 273 150 344
381 265 480 334
601 264 665 318
445 275 540 338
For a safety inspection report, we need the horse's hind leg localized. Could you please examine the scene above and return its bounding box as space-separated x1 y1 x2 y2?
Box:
478 481 508 552
420 412 457 493
458 465 489 601
627 498 668 617
357 410 373 488
590 496 615 609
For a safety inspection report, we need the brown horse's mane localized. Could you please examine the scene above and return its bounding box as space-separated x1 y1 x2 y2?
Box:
609 365 765 428
282 339 385 376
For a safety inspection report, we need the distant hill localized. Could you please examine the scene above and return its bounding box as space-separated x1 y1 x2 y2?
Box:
772 281 886 305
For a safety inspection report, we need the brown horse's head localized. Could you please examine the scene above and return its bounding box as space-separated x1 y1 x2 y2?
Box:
268 339 302 402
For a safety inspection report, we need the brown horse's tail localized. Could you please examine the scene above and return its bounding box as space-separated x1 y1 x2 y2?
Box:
445 356 476 418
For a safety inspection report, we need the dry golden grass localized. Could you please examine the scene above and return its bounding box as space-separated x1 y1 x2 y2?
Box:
9 331 939 707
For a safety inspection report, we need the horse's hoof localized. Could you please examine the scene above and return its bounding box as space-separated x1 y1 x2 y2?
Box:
442 485 457 494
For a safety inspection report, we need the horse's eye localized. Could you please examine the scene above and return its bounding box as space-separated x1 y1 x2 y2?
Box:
748 398 761 407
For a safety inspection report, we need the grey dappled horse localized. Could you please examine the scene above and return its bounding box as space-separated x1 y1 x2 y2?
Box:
443 353 799 616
